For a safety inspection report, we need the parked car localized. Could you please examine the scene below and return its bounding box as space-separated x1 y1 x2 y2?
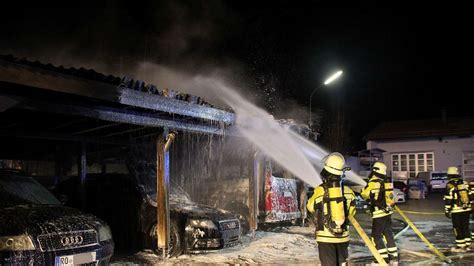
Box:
0 169 114 265
53 173 241 257
430 172 448 192
393 181 409 198
393 188 406 203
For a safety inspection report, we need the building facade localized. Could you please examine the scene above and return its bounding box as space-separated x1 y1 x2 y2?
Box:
365 118 474 180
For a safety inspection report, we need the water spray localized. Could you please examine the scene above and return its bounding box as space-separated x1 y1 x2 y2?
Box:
193 77 323 187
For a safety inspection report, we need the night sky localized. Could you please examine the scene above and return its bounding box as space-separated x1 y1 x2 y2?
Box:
1 1 471 151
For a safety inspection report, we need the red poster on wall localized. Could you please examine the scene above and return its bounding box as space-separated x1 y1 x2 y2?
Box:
264 165 301 222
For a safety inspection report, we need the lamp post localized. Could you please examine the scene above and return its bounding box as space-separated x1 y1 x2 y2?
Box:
308 70 343 128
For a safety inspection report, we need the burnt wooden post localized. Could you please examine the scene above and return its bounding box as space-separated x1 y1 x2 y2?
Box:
156 130 176 259
79 141 87 210
250 151 261 236
54 145 63 186
298 181 308 226
79 141 87 184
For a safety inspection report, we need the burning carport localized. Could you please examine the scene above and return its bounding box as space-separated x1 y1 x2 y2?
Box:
0 55 235 256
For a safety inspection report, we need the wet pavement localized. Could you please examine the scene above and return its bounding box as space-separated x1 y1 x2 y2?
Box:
350 192 474 265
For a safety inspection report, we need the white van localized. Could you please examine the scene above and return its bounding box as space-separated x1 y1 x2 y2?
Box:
430 172 448 192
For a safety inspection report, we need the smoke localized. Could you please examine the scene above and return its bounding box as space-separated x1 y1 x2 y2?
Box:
0 1 365 185
154 1 226 60
272 98 323 127
0 1 236 75
1 0 318 122
130 61 253 108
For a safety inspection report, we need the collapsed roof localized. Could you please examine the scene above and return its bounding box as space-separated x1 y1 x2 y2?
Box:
0 55 318 154
0 54 235 136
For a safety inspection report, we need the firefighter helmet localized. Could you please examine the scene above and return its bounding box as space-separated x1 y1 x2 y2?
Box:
373 161 387 176
323 152 345 176
448 166 459 176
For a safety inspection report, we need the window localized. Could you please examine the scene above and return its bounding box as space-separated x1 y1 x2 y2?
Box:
431 172 447 180
392 155 399 171
463 151 474 180
391 152 435 178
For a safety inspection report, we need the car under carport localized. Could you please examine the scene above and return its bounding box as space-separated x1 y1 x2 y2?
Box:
0 54 238 258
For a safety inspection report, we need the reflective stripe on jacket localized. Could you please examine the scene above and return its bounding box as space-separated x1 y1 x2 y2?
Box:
360 176 393 218
444 178 472 213
307 185 356 243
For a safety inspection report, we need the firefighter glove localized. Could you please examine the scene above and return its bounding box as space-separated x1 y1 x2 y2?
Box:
445 211 451 219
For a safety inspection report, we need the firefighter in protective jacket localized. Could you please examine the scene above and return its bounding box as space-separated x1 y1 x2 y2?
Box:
307 152 356 266
444 166 473 251
361 161 398 263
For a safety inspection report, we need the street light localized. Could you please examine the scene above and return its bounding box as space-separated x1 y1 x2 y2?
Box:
308 70 343 127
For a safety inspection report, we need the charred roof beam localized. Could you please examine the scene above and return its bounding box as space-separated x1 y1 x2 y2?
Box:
0 129 126 145
16 98 226 135
73 122 122 135
118 88 234 124
0 58 235 125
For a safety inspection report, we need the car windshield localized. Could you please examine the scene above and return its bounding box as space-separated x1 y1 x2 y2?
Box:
0 170 61 207
149 184 194 204
393 182 406 188
431 173 448 180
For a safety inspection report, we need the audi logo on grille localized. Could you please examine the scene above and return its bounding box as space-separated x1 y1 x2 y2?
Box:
224 222 237 229
60 235 84 246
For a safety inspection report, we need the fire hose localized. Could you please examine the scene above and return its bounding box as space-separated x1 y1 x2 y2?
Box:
393 218 409 239
348 215 388 266
394 205 452 264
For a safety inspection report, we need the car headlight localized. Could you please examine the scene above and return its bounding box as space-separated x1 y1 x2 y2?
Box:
188 219 217 229
0 234 35 251
98 225 113 241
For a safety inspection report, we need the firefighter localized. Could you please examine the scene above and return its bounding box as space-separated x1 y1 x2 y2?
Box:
444 166 473 251
307 152 356 266
361 161 398 264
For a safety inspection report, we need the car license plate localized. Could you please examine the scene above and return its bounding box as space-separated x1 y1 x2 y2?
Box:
56 255 73 266
55 252 96 266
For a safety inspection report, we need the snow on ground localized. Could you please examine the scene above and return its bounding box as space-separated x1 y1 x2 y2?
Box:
111 220 454 265
112 194 474 265
112 219 474 265
112 226 320 265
